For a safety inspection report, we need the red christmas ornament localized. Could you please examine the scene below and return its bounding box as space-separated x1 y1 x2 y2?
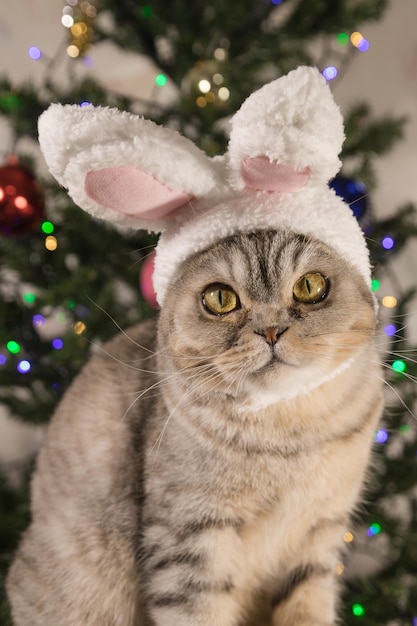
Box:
0 161 45 236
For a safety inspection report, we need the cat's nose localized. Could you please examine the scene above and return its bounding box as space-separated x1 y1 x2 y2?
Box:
255 327 288 346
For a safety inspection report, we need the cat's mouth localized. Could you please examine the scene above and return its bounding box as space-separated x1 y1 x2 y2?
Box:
251 352 292 375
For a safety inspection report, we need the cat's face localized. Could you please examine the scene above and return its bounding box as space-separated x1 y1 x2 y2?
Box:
158 230 376 404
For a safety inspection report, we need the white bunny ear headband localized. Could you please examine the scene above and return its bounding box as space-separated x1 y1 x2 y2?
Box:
38 66 372 305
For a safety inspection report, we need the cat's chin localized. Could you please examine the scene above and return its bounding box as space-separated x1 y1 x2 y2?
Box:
239 357 354 411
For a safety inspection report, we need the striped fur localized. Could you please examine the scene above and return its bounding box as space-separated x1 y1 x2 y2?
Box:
7 230 383 625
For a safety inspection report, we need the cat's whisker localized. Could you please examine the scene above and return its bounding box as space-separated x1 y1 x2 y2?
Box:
84 294 163 356
120 362 220 421
150 364 229 464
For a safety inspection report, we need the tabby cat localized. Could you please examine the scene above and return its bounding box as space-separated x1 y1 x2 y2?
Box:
6 228 383 626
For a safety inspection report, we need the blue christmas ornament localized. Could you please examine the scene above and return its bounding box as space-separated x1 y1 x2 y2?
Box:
329 175 368 220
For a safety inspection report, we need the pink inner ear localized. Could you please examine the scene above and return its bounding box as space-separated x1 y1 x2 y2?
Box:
85 167 193 220
242 156 310 192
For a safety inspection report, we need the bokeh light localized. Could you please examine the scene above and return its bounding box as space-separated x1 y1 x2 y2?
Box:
382 236 394 250
155 73 167 87
17 360 31 374
28 46 42 61
384 324 397 336
375 429 389 444
392 360 407 374
322 66 338 81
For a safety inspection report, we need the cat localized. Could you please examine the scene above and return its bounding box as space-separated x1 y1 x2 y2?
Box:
6 228 383 626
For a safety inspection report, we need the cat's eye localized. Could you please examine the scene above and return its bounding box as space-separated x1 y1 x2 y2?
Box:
202 284 240 315
293 273 329 304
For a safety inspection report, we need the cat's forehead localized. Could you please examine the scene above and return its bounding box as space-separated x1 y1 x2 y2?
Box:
187 230 340 288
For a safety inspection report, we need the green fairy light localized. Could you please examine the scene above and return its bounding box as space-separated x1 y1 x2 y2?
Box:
371 279 380 292
368 522 382 536
41 221 55 234
392 360 407 374
337 33 349 46
23 292 36 304
352 603 365 617
155 73 167 87
7 340 21 354
400 424 410 434
141 5 152 18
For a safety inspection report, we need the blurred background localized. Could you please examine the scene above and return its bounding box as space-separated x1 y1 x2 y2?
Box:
0 1 417 624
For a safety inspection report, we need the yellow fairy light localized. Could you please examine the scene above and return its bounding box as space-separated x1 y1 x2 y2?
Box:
71 22 88 36
64 0 97 58
205 91 216 103
350 31 364 47
336 563 345 576
196 96 207 108
343 531 354 543
73 321 86 335
67 44 80 58
382 295 397 308
45 236 58 251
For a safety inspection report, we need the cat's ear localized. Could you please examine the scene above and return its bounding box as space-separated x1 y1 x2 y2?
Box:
38 104 222 232
227 66 345 191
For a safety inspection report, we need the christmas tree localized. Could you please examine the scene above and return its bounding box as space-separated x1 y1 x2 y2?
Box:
1 0 417 624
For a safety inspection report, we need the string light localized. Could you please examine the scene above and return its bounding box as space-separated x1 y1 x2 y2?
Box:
392 360 407 374
52 339 64 350
23 292 36 304
41 221 55 234
382 236 394 250
140 6 152 18
6 341 21 354
384 324 396 336
73 321 86 335
335 563 345 575
337 33 349 46
350 32 364 47
45 235 58 251
0 355 6 365
32 314 45 327
62 14 74 28
17 360 31 374
214 48 227 61
322 66 338 81
343 531 354 543
357 39 370 52
367 523 382 537
352 603 365 617
218 87 230 101
155 73 167 87
198 79 211 94
375 429 389 444
28 46 42 61
63 0 97 58
382 295 397 308
371 279 380 292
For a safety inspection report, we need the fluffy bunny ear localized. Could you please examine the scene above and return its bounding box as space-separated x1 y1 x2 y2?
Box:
38 104 223 232
227 66 345 191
